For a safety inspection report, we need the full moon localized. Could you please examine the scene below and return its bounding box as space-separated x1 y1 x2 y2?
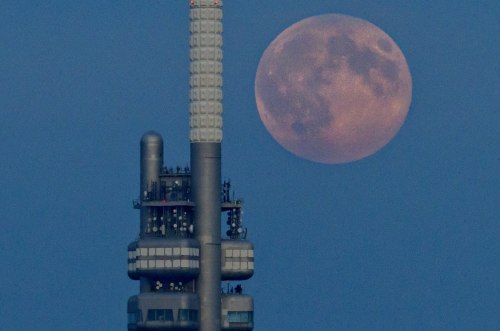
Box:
255 14 412 164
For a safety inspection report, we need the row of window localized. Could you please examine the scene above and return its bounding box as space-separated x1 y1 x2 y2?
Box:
129 248 253 259
227 311 253 323
223 261 254 271
178 309 198 322
224 249 254 258
128 259 200 271
128 309 198 324
129 260 254 271
147 309 174 321
129 309 252 325
130 247 199 258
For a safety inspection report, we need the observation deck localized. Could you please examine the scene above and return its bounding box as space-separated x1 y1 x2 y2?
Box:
128 239 201 280
128 292 199 331
221 294 254 331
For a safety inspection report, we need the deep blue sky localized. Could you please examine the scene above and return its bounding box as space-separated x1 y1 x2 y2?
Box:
1 1 498 330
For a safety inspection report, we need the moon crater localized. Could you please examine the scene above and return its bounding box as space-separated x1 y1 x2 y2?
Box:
255 14 412 164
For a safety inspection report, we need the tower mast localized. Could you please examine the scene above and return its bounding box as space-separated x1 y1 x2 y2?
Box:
189 0 224 329
127 1 254 330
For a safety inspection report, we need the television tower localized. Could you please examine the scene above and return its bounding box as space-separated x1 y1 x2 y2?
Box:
127 1 254 330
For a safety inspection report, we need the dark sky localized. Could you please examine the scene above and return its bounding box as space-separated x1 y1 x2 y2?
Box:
1 1 498 330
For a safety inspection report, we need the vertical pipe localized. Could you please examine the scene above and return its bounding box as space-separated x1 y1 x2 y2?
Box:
140 131 163 235
189 1 223 330
191 143 221 330
139 131 163 293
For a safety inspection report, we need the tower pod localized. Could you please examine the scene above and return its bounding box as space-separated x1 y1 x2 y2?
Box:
221 240 254 281
128 292 199 331
128 238 201 280
221 294 254 331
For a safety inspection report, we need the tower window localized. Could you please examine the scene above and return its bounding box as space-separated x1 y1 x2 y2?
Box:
227 311 253 323
178 309 198 322
147 309 174 321
127 311 143 324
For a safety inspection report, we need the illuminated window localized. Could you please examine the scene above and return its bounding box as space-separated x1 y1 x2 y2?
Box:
227 311 253 323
